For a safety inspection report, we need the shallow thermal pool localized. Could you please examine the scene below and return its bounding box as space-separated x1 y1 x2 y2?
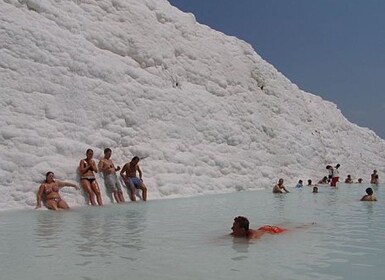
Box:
0 183 384 280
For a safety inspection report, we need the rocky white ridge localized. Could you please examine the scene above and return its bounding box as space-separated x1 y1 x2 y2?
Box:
1 0 384 210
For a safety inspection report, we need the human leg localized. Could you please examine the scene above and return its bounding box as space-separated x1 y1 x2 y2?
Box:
125 179 136 201
139 183 147 201
45 199 59 210
91 181 103 206
57 199 70 210
81 179 97 205
117 191 125 203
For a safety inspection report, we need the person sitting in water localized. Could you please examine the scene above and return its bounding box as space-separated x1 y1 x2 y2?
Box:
357 178 363 184
360 187 377 201
370 170 379 185
318 176 328 184
344 175 353 184
79 148 103 206
272 178 289 193
295 180 303 188
120 156 148 201
307 179 317 186
312 186 319 193
231 216 287 239
36 171 80 210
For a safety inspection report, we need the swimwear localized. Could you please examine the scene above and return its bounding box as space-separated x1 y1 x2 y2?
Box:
46 197 62 203
104 173 122 193
258 225 287 234
129 177 142 189
44 184 59 195
81 177 96 183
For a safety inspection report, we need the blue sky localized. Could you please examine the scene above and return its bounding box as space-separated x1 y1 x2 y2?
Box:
169 0 385 139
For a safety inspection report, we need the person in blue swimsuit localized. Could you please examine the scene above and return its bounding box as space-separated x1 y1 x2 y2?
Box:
120 156 148 201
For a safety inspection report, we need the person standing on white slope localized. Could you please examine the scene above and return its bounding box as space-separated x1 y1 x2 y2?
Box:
330 163 340 187
98 148 125 203
120 156 148 201
79 149 103 206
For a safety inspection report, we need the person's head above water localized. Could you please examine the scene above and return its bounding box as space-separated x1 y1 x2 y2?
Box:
231 216 250 237
366 187 374 195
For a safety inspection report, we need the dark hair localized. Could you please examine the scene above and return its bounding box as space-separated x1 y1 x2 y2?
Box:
132 156 140 162
104 148 112 154
86 148 93 154
45 171 54 183
335 164 340 168
234 216 249 231
366 188 373 195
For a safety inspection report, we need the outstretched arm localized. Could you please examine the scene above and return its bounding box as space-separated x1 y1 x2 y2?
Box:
57 180 80 190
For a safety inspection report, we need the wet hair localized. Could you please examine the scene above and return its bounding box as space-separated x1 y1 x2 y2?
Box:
45 171 54 183
313 186 318 193
131 156 140 162
366 188 373 195
104 148 112 154
234 216 249 231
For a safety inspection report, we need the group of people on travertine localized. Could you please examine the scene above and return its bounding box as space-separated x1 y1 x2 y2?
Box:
36 148 148 211
272 164 379 201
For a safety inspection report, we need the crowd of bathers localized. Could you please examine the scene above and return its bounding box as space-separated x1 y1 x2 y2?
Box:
272 164 379 201
36 158 379 211
36 148 148 210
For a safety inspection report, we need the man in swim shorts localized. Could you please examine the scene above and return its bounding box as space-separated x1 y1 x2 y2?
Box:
98 148 125 203
120 156 147 201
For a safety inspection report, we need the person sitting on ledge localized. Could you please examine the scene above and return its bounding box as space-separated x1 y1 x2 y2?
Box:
360 187 377 201
36 171 80 210
231 216 287 239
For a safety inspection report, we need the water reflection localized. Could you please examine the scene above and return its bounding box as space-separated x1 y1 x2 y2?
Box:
34 211 66 250
75 205 147 260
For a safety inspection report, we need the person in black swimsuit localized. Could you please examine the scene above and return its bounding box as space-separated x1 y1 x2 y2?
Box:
79 149 103 206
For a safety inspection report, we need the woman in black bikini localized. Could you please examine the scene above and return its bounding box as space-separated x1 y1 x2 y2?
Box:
79 149 103 206
36 171 79 210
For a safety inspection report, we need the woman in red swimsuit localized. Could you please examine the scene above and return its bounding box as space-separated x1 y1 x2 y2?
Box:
231 216 287 239
36 171 80 210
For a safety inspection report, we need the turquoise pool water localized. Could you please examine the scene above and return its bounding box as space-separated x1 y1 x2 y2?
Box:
0 184 384 280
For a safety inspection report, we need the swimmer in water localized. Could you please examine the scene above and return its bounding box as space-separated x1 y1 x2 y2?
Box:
231 216 287 239
360 187 377 201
